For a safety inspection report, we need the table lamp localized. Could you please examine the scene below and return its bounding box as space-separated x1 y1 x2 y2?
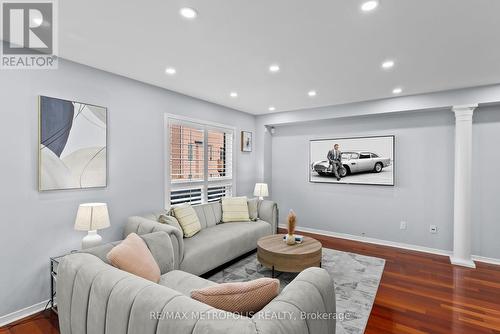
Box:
74 203 110 249
254 183 269 200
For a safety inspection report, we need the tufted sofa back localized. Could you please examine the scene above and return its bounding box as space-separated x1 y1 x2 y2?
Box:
57 250 336 334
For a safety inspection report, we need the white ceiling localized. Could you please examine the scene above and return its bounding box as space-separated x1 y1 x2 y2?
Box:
58 0 500 115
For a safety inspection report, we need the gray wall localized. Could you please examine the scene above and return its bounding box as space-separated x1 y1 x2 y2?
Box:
0 59 256 317
472 106 500 258
269 107 500 258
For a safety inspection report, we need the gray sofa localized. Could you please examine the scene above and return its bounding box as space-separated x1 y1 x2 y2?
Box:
57 231 336 334
124 200 279 275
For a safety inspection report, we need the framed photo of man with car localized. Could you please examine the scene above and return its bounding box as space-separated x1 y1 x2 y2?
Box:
309 135 395 186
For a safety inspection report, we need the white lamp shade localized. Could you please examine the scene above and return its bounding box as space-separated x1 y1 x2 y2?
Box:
253 183 269 197
74 203 110 231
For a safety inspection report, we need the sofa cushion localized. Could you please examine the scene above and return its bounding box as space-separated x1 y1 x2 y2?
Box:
158 214 182 232
172 204 202 238
142 209 169 222
159 270 217 296
191 202 223 228
221 197 250 222
247 198 259 221
191 278 280 314
106 233 161 283
180 220 272 276
140 231 176 274
192 205 207 229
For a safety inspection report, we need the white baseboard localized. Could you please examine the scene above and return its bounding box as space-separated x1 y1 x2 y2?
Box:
450 256 476 268
471 255 500 266
279 225 500 266
0 300 48 327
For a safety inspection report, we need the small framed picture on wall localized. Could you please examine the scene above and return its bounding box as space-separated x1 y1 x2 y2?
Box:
241 131 252 152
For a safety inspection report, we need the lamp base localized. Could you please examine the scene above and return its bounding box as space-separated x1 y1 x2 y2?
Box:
82 230 102 249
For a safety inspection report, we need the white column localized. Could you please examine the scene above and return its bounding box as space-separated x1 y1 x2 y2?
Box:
450 104 477 268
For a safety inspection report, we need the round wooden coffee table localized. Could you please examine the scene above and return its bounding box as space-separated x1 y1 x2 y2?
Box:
257 234 322 277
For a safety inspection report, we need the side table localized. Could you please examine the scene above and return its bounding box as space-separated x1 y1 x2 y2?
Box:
50 251 77 313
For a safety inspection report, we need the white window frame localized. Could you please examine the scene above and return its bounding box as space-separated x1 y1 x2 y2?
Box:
164 113 237 209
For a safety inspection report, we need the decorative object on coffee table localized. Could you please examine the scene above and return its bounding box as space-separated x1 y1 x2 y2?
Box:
253 183 268 200
257 234 322 277
74 202 110 249
286 209 297 245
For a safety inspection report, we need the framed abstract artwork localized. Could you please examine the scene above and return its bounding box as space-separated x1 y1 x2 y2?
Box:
38 96 107 191
241 131 252 152
309 135 395 186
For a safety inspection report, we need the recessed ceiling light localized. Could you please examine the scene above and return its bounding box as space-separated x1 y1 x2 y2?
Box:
381 60 395 69
392 87 403 94
165 67 176 75
268 106 276 111
180 7 198 19
230 92 238 98
308 90 317 97
361 0 379 12
269 64 280 73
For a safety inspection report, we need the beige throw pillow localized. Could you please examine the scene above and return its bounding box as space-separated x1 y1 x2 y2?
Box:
172 204 202 237
221 196 250 222
191 278 280 314
106 233 161 283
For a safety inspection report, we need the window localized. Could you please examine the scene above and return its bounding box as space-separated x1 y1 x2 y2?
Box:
359 153 371 159
371 153 379 158
170 187 203 205
207 130 232 179
167 118 234 207
170 124 204 181
207 184 232 202
208 145 213 161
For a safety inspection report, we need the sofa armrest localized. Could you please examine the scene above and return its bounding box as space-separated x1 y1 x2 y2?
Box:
80 231 175 275
258 200 278 234
125 216 184 267
254 267 336 334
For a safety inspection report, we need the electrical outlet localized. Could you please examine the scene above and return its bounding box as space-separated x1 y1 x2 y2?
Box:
400 221 407 230
429 225 438 234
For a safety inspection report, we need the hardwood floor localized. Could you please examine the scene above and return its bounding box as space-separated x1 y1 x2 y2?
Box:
2 230 499 334
0 310 58 334
289 229 500 334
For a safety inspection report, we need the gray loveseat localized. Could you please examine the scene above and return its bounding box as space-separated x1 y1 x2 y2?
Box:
57 231 336 334
124 200 279 275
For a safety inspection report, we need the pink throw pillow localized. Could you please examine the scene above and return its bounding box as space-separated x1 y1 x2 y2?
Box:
107 233 161 283
191 278 279 314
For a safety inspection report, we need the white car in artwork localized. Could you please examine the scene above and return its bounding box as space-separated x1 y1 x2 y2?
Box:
311 151 391 178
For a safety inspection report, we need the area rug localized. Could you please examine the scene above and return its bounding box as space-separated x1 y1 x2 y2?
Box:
207 248 385 334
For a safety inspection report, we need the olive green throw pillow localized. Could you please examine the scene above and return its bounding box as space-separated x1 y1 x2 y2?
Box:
222 196 251 223
247 198 259 221
171 204 202 238
158 214 183 233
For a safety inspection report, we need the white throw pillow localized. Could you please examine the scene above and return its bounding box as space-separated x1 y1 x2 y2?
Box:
221 196 251 223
